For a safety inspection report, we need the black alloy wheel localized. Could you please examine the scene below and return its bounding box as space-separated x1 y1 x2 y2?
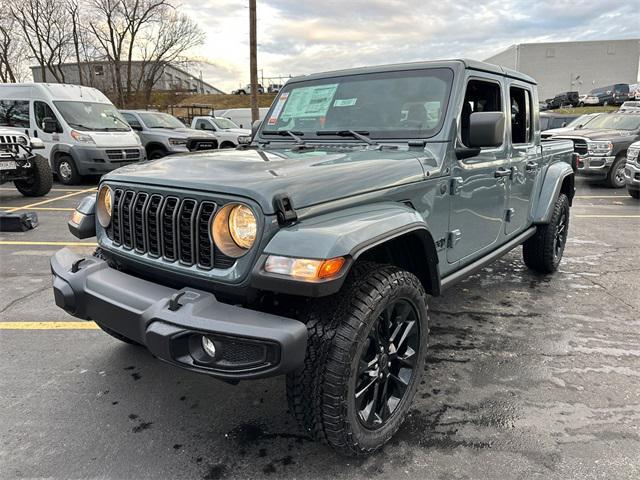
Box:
355 299 420 429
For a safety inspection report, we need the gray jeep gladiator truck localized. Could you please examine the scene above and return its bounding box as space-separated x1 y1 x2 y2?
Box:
52 59 575 455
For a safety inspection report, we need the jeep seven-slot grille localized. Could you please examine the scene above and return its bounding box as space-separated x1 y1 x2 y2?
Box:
108 189 234 269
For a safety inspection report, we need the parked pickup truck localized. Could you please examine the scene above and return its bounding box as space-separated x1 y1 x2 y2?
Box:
190 116 251 148
555 112 640 188
52 59 575 456
120 110 219 159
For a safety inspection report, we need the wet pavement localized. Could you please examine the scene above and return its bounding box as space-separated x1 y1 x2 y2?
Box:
0 178 638 479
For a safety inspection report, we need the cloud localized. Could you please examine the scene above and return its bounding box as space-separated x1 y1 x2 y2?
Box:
182 0 638 91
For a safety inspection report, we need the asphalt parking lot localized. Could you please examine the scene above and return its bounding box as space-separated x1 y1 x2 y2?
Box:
0 178 638 480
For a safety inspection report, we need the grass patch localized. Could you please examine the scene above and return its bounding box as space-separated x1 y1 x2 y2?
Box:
553 106 618 115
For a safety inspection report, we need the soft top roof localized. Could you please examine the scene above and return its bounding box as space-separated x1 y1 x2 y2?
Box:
287 59 536 85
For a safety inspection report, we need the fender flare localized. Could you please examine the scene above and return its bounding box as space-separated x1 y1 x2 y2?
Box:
253 203 441 297
50 143 77 167
532 161 575 224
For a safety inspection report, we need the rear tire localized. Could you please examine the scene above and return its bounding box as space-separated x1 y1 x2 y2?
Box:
14 154 53 197
523 193 570 273
56 155 81 185
286 263 428 456
605 154 626 188
219 141 235 149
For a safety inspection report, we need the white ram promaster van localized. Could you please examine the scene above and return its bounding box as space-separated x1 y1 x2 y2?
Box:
0 83 145 184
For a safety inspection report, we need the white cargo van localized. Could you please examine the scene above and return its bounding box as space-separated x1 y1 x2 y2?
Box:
216 107 269 129
0 83 145 184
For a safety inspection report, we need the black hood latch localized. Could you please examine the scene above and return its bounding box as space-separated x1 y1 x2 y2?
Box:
273 194 297 226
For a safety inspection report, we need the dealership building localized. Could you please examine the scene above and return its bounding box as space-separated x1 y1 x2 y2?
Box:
484 39 640 100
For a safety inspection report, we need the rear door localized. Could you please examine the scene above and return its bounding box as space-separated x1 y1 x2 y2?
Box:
506 82 538 236
447 74 509 264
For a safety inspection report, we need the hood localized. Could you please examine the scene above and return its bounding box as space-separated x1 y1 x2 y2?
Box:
86 130 140 148
105 147 432 214
222 128 251 135
149 127 215 139
559 129 639 141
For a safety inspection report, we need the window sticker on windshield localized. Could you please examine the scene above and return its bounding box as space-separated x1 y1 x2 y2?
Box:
334 98 357 107
281 84 338 119
268 92 289 125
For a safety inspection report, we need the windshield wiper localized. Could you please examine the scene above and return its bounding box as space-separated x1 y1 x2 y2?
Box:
67 122 96 131
316 130 377 145
262 130 305 143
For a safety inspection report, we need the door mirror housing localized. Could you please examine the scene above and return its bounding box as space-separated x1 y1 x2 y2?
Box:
30 137 45 150
468 112 505 148
130 124 143 131
42 117 58 134
251 119 262 139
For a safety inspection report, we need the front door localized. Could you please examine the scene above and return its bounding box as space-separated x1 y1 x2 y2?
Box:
32 101 62 164
506 83 538 236
447 76 509 264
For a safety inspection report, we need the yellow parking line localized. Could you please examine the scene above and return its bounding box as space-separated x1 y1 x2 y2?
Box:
575 215 640 218
0 321 99 330
0 187 93 193
0 207 75 211
0 241 97 246
6 187 95 213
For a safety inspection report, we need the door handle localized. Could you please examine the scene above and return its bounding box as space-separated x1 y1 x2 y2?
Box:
525 161 538 172
494 168 511 178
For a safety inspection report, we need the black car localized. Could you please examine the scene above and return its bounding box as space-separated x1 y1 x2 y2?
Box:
585 84 630 106
546 91 580 109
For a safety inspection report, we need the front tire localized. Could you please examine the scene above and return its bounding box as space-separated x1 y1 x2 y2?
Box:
56 155 81 185
605 154 627 188
14 154 53 197
286 263 428 456
523 193 570 273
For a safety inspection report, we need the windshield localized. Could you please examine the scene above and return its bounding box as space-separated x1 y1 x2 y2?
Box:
566 114 596 128
260 68 454 140
586 114 640 131
138 112 186 129
212 117 240 129
53 102 130 131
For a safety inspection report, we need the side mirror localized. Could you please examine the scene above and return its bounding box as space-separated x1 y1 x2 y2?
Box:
251 119 262 138
131 124 143 131
468 112 505 148
42 117 58 134
30 137 45 150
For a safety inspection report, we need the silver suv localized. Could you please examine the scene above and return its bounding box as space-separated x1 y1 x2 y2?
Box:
120 110 218 160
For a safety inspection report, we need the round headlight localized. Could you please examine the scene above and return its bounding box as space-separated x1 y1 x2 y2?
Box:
97 185 113 228
228 204 257 249
212 203 257 258
17 136 28 146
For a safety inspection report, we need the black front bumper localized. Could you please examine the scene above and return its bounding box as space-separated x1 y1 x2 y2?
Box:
51 248 307 380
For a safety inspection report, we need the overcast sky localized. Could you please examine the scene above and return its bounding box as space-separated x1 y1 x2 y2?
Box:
181 0 638 93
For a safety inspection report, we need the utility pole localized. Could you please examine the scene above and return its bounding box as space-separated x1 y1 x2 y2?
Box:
249 0 259 123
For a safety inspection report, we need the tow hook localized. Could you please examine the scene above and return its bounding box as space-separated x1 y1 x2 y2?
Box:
71 258 86 273
168 291 186 311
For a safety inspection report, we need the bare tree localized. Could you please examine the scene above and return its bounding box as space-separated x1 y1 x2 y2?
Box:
10 0 73 82
0 3 27 83
134 9 205 106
